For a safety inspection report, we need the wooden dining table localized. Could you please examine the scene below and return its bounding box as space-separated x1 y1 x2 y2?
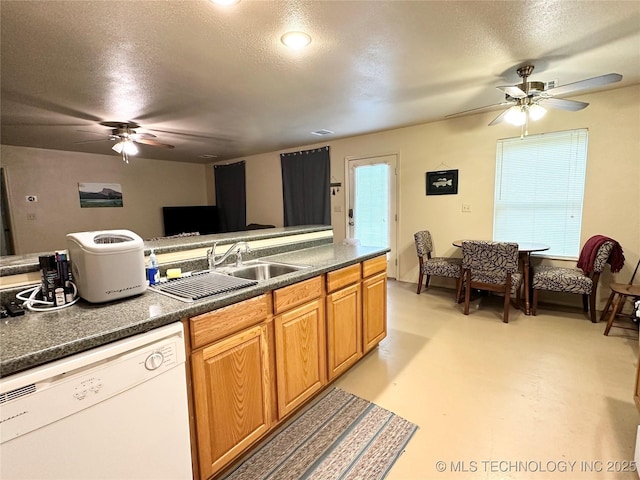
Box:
452 240 550 315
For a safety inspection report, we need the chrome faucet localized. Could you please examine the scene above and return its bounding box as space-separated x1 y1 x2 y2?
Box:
207 241 251 270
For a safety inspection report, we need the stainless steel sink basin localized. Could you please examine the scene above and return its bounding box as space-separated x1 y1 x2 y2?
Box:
218 261 309 281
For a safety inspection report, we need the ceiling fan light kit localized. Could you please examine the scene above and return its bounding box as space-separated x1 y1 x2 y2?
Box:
505 106 527 126
75 121 175 164
112 139 138 155
528 104 546 121
504 103 546 126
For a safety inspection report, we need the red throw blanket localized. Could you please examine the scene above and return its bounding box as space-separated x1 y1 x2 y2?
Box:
576 235 625 274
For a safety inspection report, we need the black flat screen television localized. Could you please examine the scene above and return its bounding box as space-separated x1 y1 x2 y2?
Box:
162 206 219 236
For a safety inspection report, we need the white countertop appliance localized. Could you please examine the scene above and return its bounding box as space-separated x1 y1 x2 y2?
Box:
66 229 147 303
0 322 193 480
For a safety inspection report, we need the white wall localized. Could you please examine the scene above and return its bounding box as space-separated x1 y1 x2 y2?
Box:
1 146 209 253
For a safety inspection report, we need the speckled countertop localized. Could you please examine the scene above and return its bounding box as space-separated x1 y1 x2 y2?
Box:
0 225 332 276
0 243 388 377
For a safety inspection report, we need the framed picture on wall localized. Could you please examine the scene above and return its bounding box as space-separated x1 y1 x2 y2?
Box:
426 169 458 195
78 182 123 208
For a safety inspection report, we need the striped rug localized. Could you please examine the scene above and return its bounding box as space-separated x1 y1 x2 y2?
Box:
222 388 418 480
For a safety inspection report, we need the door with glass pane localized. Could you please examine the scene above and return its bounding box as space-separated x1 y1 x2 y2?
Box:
346 155 397 278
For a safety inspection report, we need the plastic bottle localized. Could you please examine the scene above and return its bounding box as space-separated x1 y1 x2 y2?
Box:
39 255 59 303
149 249 158 269
147 249 159 285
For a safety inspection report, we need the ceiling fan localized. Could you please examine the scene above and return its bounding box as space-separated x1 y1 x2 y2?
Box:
448 65 622 136
76 121 175 163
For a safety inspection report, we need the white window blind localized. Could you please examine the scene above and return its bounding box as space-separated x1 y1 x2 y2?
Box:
493 129 588 259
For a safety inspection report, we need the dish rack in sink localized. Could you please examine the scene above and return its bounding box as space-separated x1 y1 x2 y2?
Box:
149 271 257 302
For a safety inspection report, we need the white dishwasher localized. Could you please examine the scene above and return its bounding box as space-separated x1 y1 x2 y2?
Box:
0 322 193 480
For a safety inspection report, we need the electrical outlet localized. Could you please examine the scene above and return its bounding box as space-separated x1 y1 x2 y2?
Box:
27 213 36 221
462 203 471 213
334 206 342 213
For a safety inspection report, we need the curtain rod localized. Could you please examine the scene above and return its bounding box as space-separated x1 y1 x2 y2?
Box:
280 146 329 157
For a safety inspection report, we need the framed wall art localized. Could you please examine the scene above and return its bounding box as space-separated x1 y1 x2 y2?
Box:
78 182 123 208
426 169 458 196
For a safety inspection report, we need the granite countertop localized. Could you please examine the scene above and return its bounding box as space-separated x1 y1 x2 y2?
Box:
0 243 388 377
0 225 333 276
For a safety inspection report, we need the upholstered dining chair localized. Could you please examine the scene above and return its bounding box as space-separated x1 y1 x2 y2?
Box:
414 230 462 294
460 241 523 323
531 235 622 323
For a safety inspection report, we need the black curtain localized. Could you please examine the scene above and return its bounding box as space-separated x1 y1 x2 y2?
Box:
214 161 246 232
280 146 331 226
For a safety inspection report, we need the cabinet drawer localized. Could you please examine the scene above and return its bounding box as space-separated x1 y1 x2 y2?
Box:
362 255 387 278
190 294 270 349
273 276 323 315
326 263 361 293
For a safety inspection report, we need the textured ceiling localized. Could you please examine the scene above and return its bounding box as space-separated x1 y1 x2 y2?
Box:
1 0 639 164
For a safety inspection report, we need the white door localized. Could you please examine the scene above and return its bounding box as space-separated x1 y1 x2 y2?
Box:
346 154 397 278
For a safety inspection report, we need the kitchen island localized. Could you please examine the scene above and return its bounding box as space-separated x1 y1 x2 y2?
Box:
1 225 390 480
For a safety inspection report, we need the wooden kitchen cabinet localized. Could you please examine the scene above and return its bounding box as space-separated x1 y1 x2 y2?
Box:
362 256 387 354
274 277 326 418
189 296 272 480
326 264 362 380
186 259 387 478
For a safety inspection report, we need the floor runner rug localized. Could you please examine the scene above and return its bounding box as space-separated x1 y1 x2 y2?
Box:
222 387 418 480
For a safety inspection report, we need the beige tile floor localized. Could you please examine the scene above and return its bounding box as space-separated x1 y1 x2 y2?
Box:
334 280 640 480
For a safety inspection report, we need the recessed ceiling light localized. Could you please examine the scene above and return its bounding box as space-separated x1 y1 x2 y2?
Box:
311 129 334 136
281 31 312 49
210 0 240 5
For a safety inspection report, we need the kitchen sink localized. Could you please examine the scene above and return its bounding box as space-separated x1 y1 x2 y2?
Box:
218 261 309 281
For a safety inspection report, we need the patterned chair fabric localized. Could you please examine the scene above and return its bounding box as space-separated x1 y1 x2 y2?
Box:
531 265 593 294
532 242 613 293
414 230 462 294
461 241 523 295
460 241 523 323
532 240 615 323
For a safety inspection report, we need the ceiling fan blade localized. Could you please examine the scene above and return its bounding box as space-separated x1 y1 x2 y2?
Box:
146 127 230 141
131 132 157 139
540 97 589 111
546 73 622 96
445 101 512 118
76 129 107 136
74 138 109 145
496 85 527 98
134 138 175 149
488 109 510 126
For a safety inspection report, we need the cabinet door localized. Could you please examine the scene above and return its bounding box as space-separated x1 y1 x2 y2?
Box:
191 325 271 479
275 298 326 418
326 283 362 380
362 272 387 353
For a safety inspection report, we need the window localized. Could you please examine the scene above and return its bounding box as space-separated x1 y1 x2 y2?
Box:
353 163 389 248
493 129 588 259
